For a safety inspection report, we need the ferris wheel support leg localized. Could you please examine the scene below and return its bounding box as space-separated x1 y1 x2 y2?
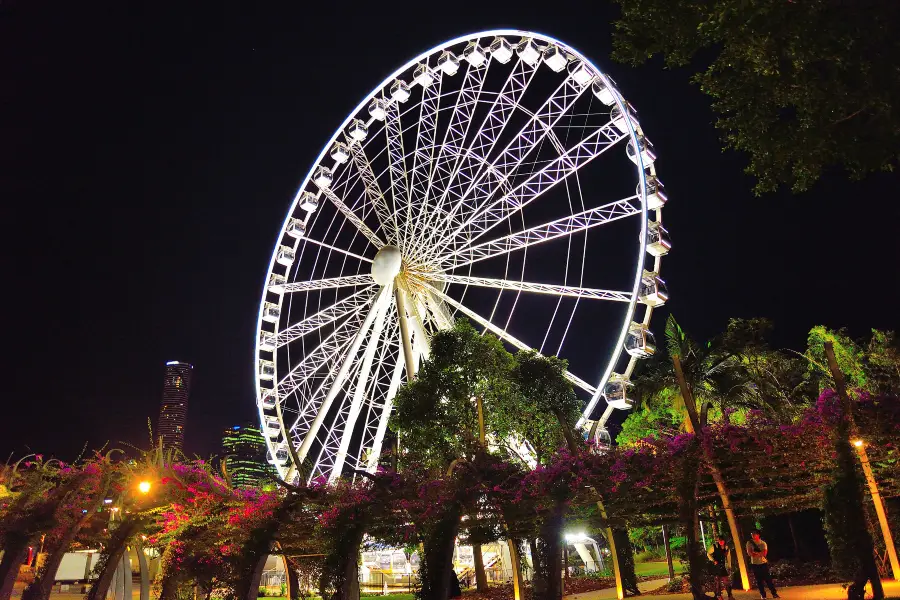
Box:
366 350 406 473
597 404 616 428
394 284 416 380
329 290 391 483
295 285 391 465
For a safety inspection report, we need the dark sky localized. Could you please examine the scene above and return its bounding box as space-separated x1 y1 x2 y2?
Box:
2 2 897 460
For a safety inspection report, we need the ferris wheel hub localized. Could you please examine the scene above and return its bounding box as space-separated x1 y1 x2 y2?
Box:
371 245 403 285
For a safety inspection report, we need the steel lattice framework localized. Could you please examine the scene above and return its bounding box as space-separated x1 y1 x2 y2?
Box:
255 30 672 483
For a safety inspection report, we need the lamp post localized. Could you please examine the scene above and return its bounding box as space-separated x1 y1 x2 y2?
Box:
853 439 900 580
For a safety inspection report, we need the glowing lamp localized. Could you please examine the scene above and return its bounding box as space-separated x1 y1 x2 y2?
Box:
853 439 864 447
138 480 151 494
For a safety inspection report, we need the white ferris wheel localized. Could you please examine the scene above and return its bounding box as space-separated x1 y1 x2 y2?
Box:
255 30 671 483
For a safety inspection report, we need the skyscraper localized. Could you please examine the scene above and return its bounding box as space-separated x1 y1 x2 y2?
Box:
221 423 272 488
157 361 192 450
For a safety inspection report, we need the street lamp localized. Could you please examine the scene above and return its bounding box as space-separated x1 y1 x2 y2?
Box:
853 439 864 447
138 480 151 494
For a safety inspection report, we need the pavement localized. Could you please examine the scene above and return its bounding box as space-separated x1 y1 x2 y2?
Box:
564 579 900 600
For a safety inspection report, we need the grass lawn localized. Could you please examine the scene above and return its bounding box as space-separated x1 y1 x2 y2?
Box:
259 595 415 600
634 560 684 577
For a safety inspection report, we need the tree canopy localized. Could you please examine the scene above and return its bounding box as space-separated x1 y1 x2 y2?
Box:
611 0 900 194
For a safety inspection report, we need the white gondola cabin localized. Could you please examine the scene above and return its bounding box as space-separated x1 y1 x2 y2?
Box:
641 177 668 210
437 50 460 76
267 273 286 294
260 392 277 410
604 373 635 409
348 119 368 142
625 322 657 358
267 445 289 465
390 79 411 103
313 166 333 189
463 41 486 67
542 44 567 72
299 191 320 212
259 360 276 381
367 98 387 121
258 331 276 352
611 102 638 133
517 38 541 66
262 302 280 323
627 137 657 167
646 221 672 257
330 142 349 164
413 63 435 87
264 415 280 438
595 426 613 449
568 60 594 86
276 245 295 267
639 270 669 307
489 37 513 63
286 218 306 239
592 80 617 106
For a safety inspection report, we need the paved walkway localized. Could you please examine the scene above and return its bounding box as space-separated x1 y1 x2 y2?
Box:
564 579 900 600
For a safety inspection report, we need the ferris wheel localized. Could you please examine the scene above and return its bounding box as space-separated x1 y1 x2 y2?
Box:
255 30 671 483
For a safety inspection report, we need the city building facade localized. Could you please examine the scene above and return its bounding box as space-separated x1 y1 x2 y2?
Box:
157 361 193 450
221 423 272 488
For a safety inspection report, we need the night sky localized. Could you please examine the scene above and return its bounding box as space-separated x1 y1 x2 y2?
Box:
3 2 898 460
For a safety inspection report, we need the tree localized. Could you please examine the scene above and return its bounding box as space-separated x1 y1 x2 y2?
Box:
611 0 900 194
390 320 517 600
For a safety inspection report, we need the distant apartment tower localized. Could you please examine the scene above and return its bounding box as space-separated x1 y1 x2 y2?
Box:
157 361 193 450
221 423 272 488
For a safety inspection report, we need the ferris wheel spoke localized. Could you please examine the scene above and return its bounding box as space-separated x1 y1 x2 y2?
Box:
300 235 374 264
431 121 625 256
351 316 401 474
430 273 632 303
347 141 397 245
422 71 586 258
415 61 490 244
383 99 410 248
442 195 641 270
365 345 406 473
281 274 373 293
275 303 370 398
317 186 384 249
418 59 538 254
328 287 393 482
272 285 377 348
295 284 393 466
431 286 597 396
406 78 442 232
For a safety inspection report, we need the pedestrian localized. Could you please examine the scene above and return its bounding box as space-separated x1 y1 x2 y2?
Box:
707 535 734 600
448 569 462 599
746 530 780 599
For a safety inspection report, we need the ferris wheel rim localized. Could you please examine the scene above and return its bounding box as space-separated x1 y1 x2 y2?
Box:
255 30 664 480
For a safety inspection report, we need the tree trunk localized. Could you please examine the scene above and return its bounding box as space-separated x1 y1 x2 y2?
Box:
612 528 640 596
662 525 675 581
0 536 31 600
283 556 300 600
788 514 802 559
529 538 542 579
24 494 108 600
472 543 489 592
241 553 269 600
324 525 365 600
86 519 144 600
674 441 708 600
673 354 750 591
532 503 564 600
420 506 461 600
823 342 885 600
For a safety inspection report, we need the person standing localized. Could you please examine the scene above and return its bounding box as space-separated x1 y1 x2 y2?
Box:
746 530 780 599
707 535 734 600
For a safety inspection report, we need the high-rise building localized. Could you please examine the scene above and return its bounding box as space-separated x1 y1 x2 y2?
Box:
157 361 193 450
221 423 272 488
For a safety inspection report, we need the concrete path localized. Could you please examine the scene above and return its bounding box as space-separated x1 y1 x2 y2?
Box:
564 579 900 600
